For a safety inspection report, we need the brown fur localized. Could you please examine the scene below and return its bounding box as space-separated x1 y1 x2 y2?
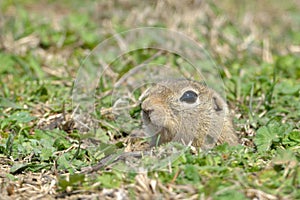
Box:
141 79 239 148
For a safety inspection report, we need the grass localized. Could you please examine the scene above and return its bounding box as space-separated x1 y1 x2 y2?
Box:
0 0 300 199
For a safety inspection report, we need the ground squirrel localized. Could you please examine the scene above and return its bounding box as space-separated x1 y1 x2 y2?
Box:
140 79 239 148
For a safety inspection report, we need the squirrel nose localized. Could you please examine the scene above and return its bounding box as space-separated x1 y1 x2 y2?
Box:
142 108 154 116
141 100 154 115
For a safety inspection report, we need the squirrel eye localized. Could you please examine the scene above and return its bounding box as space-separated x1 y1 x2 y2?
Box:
180 90 198 103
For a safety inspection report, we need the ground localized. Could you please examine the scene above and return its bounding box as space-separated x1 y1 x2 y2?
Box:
0 0 300 199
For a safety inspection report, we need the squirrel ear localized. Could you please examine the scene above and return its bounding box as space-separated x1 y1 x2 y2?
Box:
213 96 223 112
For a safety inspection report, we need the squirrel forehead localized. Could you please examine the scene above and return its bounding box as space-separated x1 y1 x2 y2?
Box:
148 80 209 95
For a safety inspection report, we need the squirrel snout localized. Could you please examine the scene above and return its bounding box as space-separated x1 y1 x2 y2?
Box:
141 100 154 122
141 98 167 127
142 108 153 116
141 98 157 114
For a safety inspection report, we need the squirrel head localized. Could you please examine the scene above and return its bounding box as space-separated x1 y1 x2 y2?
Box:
140 79 230 147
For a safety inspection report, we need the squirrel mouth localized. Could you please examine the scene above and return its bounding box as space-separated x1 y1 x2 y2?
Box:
142 110 153 125
142 110 165 130
142 109 175 145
